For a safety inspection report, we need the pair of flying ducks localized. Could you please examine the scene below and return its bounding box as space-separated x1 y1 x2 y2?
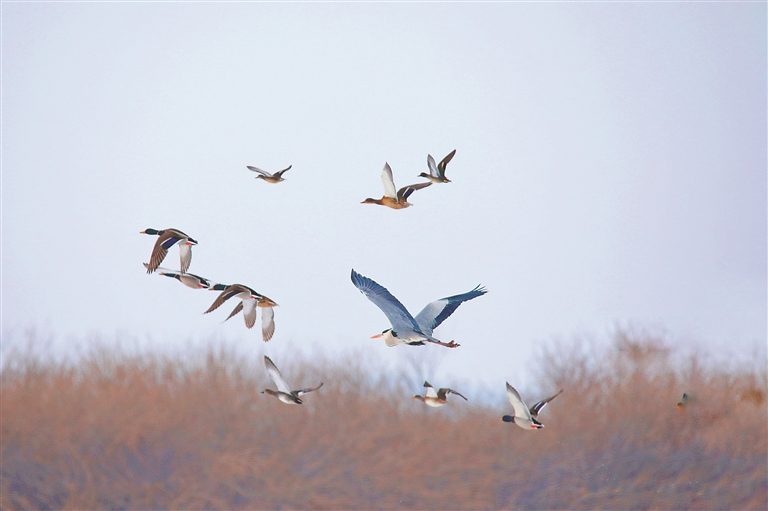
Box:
362 150 456 209
413 381 563 430
140 228 277 341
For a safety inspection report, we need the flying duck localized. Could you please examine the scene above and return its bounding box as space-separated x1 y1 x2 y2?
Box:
141 228 197 274
501 383 562 430
350 269 486 348
413 381 468 407
247 165 291 183
262 356 323 404
419 149 456 183
142 264 215 289
361 163 432 209
204 284 278 341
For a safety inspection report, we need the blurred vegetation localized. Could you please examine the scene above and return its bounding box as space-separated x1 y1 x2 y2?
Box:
2 331 766 510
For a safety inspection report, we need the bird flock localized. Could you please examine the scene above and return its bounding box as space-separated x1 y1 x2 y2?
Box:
139 152 564 426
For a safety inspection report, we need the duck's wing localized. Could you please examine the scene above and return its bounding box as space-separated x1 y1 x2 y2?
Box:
381 163 398 198
294 382 323 397
441 388 468 401
438 149 456 174
396 181 431 201
427 154 440 178
146 231 182 273
506 383 533 421
247 166 273 177
273 165 292 178
242 300 257 329
178 243 192 274
424 381 438 398
204 284 246 314
351 269 421 334
264 356 292 394
261 306 275 341
529 389 563 418
224 301 244 322
414 285 487 336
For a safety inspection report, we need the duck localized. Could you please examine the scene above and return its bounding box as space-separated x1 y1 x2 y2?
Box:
204 284 278 341
262 356 323 404
350 269 486 348
141 228 197 274
247 164 291 183
675 392 691 408
361 163 432 209
501 383 562 430
419 149 456 183
413 381 468 407
142 264 215 289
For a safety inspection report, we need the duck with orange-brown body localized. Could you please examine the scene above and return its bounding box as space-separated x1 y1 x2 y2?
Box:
361 163 431 210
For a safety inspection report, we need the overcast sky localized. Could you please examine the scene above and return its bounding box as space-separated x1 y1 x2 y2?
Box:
3 2 766 393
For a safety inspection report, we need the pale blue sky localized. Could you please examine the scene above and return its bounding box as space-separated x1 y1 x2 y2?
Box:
3 2 766 392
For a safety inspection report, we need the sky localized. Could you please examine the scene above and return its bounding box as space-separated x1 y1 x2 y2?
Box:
2 2 766 394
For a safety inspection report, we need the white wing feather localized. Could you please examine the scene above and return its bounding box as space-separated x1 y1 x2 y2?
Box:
506 383 533 421
381 163 397 198
264 356 292 394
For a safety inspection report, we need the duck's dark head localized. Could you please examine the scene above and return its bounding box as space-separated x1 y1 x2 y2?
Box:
210 283 228 291
418 172 431 179
361 197 380 205
140 228 160 235
501 415 515 423
186 237 198 246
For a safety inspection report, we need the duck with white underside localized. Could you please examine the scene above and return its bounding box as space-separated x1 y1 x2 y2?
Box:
501 383 562 430
413 381 468 407
247 164 291 183
204 283 278 341
361 163 432 209
142 264 218 289
141 228 197 274
419 149 456 184
262 356 323 404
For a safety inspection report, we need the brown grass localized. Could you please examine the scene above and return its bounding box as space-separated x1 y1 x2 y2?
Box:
2 332 766 510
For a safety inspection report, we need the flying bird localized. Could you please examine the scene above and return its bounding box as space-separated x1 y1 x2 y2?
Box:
247 164 291 183
142 264 215 289
350 269 486 348
204 284 278 341
501 383 562 430
419 149 456 184
361 163 432 209
413 381 468 407
262 356 323 404
141 228 197 274
675 392 691 409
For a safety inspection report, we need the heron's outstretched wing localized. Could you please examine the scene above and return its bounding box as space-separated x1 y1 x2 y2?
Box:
414 285 487 336
351 269 421 334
